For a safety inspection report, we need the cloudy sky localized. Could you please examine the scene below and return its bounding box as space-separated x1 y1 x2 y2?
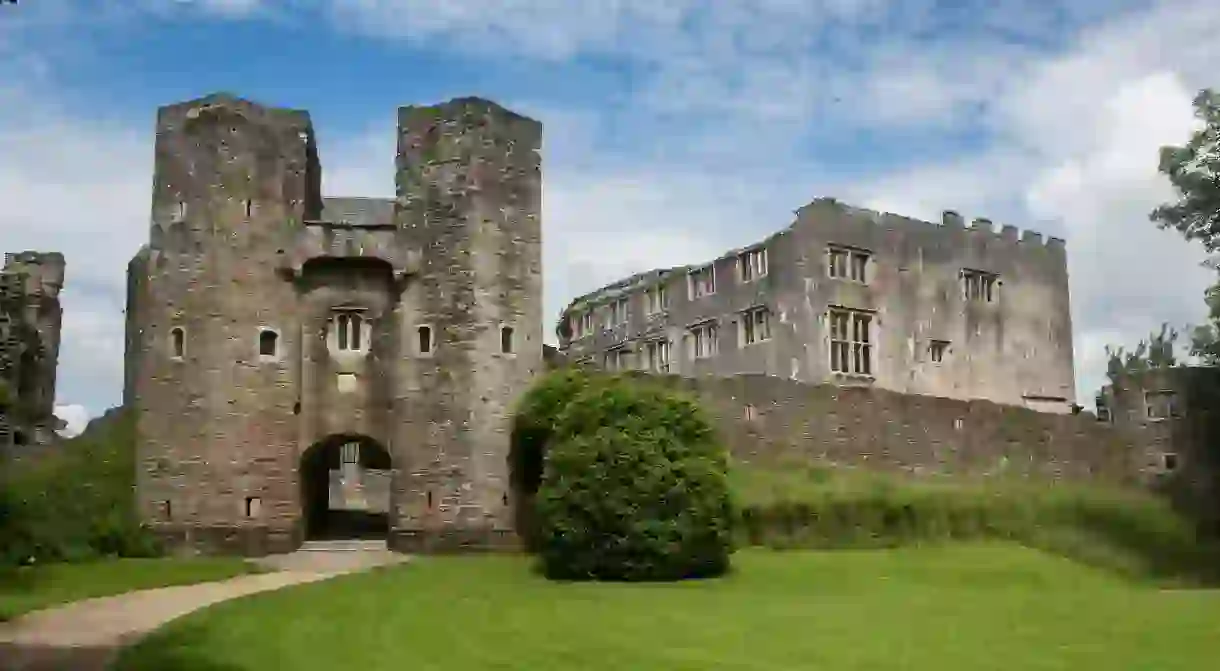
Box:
1 0 1217 436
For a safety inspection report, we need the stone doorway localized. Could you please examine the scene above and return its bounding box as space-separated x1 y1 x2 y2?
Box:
300 434 392 540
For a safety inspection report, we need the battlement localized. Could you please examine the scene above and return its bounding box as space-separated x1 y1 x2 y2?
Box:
563 197 1068 319
810 199 1066 251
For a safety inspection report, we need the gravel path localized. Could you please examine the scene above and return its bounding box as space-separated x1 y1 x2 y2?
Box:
0 545 407 671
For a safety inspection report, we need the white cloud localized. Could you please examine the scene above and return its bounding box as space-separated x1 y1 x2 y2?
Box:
54 404 91 438
3 0 1220 423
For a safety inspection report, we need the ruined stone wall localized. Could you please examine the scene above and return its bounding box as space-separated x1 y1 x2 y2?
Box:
636 373 1137 483
560 199 1075 413
1098 367 1220 531
0 251 66 451
390 97 543 552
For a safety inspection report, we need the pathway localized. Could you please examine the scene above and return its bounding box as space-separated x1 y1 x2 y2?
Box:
0 541 407 671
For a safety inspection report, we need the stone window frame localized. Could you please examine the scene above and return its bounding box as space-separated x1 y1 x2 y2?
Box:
415 323 436 357
604 297 629 328
173 200 187 223
687 265 716 300
643 337 672 373
738 246 769 284
961 268 999 303
827 306 875 378
169 326 187 360
499 323 516 356
1144 389 1180 422
1159 451 1180 473
256 326 282 363
929 339 950 363
827 245 870 284
603 345 633 371
687 319 719 360
739 305 773 346
644 283 669 316
329 307 370 354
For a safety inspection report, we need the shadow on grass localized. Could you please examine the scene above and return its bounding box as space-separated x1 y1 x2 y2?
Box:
108 624 249 671
1 626 247 671
1068 503 1220 587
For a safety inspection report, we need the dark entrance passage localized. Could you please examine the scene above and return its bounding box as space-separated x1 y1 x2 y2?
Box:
300 434 392 540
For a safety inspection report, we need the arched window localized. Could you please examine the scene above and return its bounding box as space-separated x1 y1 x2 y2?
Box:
333 311 365 352
418 325 433 354
259 329 278 357
170 327 185 359
500 326 514 354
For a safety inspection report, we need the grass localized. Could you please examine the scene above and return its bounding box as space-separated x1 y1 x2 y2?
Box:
731 463 1220 585
0 557 263 621
114 544 1220 671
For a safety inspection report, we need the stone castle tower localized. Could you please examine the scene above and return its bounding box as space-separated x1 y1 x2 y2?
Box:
126 93 543 555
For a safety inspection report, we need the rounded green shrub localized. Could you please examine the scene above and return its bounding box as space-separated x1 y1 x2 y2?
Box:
534 377 734 581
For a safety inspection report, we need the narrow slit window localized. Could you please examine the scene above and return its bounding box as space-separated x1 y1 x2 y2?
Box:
337 314 350 350
418 325 433 353
170 327 185 359
258 329 278 357
244 199 253 217
500 326 514 354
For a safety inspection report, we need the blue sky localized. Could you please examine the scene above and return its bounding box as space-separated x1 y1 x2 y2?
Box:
2 0 1218 434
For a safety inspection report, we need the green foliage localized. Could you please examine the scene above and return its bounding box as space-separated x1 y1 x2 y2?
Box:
734 464 1220 586
1103 322 1181 385
0 408 161 567
1186 280 1220 365
530 373 735 581
1150 88 1220 251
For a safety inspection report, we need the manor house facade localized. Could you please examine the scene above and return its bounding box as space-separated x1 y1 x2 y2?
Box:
558 200 1077 413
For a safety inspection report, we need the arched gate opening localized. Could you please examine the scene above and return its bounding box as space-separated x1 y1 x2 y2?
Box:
300 434 392 540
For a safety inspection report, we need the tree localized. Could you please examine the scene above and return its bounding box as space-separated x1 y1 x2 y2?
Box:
1182 280 1220 365
1150 88 1220 251
1105 322 1181 385
1149 89 1220 364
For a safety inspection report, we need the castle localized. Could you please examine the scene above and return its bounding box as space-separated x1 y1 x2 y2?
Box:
123 93 542 555
0 252 66 454
8 92 1208 558
558 201 1077 413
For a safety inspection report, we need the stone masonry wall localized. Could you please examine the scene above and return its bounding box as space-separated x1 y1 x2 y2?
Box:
391 97 544 553
633 373 1139 483
1099 367 1220 531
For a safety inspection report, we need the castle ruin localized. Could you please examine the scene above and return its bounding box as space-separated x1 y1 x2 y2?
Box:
0 251 66 454
125 93 543 555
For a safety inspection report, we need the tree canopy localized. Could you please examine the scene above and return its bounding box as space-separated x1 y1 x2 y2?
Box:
1104 322 1180 385
1150 88 1220 251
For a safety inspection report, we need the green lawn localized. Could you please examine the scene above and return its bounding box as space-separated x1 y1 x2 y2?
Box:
116 544 1220 670
0 557 263 621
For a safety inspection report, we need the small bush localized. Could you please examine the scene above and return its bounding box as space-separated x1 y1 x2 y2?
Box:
535 377 734 582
